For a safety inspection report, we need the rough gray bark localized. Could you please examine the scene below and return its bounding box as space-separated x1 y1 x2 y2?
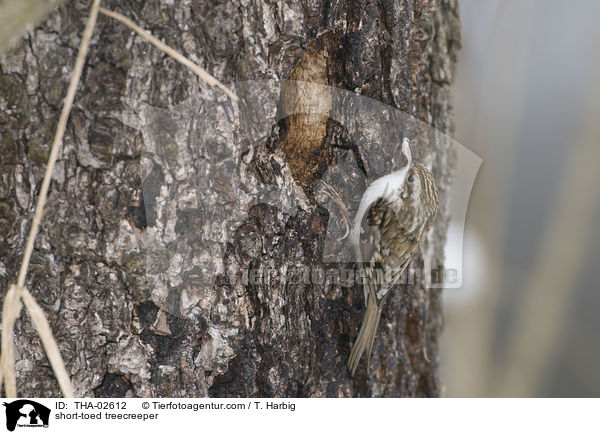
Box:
0 0 460 397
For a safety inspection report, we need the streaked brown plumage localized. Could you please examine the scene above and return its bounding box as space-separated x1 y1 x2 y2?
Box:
348 140 439 375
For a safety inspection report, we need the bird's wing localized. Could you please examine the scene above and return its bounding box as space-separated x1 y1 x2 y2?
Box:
358 196 420 306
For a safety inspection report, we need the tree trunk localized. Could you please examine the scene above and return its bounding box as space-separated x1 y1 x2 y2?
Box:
0 0 460 397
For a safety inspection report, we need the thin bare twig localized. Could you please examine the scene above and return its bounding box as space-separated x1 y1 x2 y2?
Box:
98 7 238 102
22 288 74 397
2 1 237 398
0 285 22 397
0 0 101 398
16 0 101 289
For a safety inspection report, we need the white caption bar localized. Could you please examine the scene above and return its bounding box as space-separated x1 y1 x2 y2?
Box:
0 398 597 434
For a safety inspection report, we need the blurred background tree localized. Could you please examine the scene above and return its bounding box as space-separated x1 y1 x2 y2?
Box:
444 0 600 397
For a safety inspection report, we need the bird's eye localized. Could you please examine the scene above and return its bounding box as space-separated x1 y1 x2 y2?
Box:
408 174 414 183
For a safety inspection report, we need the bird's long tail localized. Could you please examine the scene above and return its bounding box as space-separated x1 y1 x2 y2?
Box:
348 290 386 375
